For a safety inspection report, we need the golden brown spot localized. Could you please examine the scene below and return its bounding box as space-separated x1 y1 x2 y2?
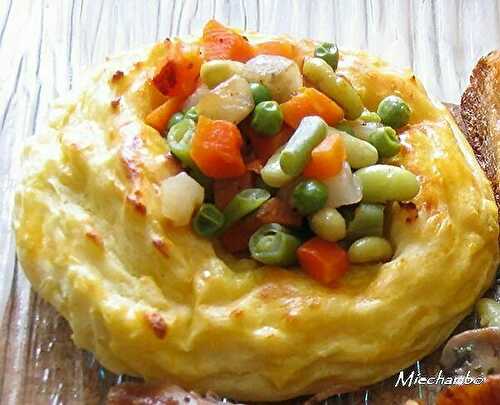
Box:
126 192 147 215
144 312 168 339
258 283 296 301
399 201 418 224
152 236 170 257
133 61 143 69
110 97 121 111
164 153 182 175
85 230 102 246
111 70 124 83
230 308 244 319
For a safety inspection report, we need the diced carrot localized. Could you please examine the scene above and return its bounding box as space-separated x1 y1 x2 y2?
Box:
247 125 293 163
303 133 346 179
202 20 255 62
214 171 254 210
144 96 184 133
280 87 344 129
191 116 246 179
152 40 202 98
256 197 302 228
297 237 349 286
254 40 296 59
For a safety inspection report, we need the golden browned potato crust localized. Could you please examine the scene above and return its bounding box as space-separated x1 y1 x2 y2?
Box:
14 33 499 401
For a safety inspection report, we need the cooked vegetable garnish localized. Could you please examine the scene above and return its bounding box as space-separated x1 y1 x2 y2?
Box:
146 96 184 133
249 82 272 105
297 237 349 285
337 129 379 168
309 207 346 242
202 19 255 62
191 116 246 178
354 164 420 203
184 106 199 122
347 236 393 264
251 101 284 136
476 298 500 328
150 28 420 288
368 127 401 158
281 87 343 128
303 57 363 119
314 42 339 70
197 75 254 124
303 132 346 179
292 179 328 215
279 116 328 177
346 203 384 239
377 95 411 129
193 203 225 237
249 223 301 266
166 118 196 168
223 188 271 227
167 112 185 130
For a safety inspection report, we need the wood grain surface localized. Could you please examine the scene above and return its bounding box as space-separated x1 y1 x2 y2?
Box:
0 1 499 404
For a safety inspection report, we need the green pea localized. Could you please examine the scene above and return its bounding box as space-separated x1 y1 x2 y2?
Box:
360 110 381 123
166 119 196 168
184 106 199 122
250 82 272 105
167 112 185 130
292 179 328 215
354 164 420 203
261 146 294 188
346 203 384 239
251 101 283 136
337 130 379 169
377 95 411 129
279 116 327 176
193 204 225 237
309 207 346 241
335 121 355 136
223 188 271 227
476 298 500 328
303 57 363 120
348 236 393 264
368 127 401 158
314 42 339 71
249 223 301 266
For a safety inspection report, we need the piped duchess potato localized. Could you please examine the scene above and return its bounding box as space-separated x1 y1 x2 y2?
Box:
14 22 499 401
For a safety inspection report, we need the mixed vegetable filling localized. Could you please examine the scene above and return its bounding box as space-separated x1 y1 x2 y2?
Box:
147 20 420 287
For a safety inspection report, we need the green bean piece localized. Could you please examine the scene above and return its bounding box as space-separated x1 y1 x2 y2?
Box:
476 298 500 328
302 57 363 120
250 82 272 105
249 223 301 266
223 188 271 227
251 101 283 136
348 236 393 264
314 42 339 71
346 203 384 239
337 130 379 168
184 106 199 122
200 60 244 88
193 204 225 237
368 127 401 158
335 121 355 136
279 116 327 176
261 146 294 188
292 179 328 215
377 95 411 129
166 118 196 168
309 207 346 242
360 110 381 123
167 112 185 130
354 164 420 203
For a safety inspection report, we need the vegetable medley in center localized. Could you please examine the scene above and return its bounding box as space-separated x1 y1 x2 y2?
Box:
147 20 420 287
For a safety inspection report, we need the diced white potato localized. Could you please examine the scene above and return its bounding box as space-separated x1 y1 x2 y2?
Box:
324 162 362 208
197 75 254 124
161 172 204 226
183 84 210 110
245 55 303 103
